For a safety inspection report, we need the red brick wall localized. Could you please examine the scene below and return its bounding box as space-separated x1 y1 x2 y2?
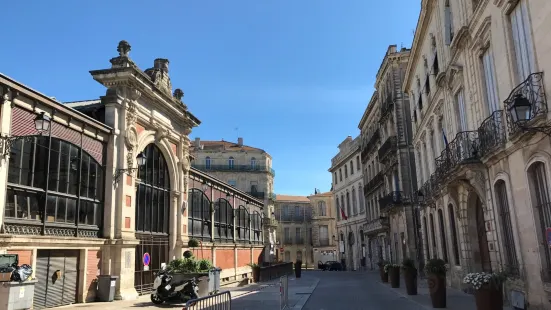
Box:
85 250 101 302
253 248 263 264
236 249 251 268
216 249 235 270
7 250 32 265
191 248 212 262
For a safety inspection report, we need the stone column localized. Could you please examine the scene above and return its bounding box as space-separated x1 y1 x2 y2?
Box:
0 88 14 227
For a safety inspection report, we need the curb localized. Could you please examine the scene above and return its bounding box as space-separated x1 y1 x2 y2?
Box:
291 278 320 310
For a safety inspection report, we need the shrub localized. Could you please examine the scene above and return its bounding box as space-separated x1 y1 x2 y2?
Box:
402 258 417 271
188 238 199 248
424 258 448 276
183 250 194 259
197 259 213 272
168 258 198 273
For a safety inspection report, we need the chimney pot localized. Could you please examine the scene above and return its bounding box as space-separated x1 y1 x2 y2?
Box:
238 137 243 146
194 137 200 148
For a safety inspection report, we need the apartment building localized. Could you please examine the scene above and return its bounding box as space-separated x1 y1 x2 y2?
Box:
329 136 367 271
404 0 551 308
190 138 278 262
308 191 338 265
274 195 313 265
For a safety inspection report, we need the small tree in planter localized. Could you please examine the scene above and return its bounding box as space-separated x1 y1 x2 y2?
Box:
248 263 260 282
378 260 389 283
424 258 448 308
295 259 303 278
387 264 401 288
402 258 418 295
463 271 507 310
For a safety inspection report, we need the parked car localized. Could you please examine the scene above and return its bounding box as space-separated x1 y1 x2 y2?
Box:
319 261 343 271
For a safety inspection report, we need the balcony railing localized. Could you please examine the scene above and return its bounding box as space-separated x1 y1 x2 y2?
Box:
379 191 409 212
192 164 276 176
447 131 480 167
361 129 381 159
504 72 547 136
379 96 394 123
378 136 398 162
478 110 506 157
364 172 384 195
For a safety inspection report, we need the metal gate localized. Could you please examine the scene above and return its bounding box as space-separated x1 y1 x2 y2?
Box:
134 234 169 295
34 249 79 309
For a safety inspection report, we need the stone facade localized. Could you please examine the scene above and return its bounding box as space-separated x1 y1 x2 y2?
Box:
308 191 338 266
404 0 551 308
274 195 313 265
329 136 367 271
0 41 265 308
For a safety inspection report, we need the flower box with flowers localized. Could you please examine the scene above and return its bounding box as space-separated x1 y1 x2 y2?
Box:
463 272 506 310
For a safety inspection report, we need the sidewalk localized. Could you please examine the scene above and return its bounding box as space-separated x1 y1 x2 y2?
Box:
366 271 513 310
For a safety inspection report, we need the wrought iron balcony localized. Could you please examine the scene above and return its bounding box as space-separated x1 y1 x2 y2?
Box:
192 164 276 176
378 136 398 162
364 172 384 195
247 191 265 199
379 191 409 213
447 131 480 167
478 110 506 158
504 72 547 136
380 95 395 123
361 129 381 160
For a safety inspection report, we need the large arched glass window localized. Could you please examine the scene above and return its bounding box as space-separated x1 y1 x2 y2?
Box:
236 205 250 243
494 180 519 275
214 198 233 242
528 161 551 278
188 189 212 240
135 144 171 234
251 211 262 244
205 156 211 169
5 136 104 236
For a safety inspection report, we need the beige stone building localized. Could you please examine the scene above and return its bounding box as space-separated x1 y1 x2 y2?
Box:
358 45 419 270
308 191 338 265
0 41 265 308
405 0 551 308
329 136 367 271
189 138 277 261
274 195 313 265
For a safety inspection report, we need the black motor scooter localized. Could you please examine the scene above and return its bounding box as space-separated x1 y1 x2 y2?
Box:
150 266 200 305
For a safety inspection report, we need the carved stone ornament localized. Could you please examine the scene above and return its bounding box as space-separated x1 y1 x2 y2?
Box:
110 40 136 68
125 126 138 150
126 151 135 171
173 89 184 101
126 101 138 127
155 126 169 143
182 154 191 172
118 40 131 57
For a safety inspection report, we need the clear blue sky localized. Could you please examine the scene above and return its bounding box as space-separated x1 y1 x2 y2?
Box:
1 1 419 196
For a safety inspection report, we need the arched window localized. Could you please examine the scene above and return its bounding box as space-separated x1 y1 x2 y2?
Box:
5 136 104 236
228 157 235 169
358 183 365 213
528 162 551 276
251 157 256 169
251 211 262 244
136 144 171 234
205 156 211 169
188 189 211 240
448 204 461 265
352 188 358 215
494 180 519 275
236 205 250 243
318 201 326 216
437 209 449 262
214 198 233 242
344 164 348 178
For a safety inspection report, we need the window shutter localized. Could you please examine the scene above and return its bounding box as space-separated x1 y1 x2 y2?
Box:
444 6 452 45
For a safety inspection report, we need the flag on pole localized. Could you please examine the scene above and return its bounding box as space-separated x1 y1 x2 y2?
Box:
442 127 449 147
340 207 348 220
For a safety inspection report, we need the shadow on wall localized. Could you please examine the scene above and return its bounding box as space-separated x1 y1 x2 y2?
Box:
86 250 102 302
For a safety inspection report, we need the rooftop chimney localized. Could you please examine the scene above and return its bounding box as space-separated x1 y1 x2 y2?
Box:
238 137 243 146
194 137 201 148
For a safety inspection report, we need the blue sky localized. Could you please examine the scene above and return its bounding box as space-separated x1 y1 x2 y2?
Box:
1 0 420 196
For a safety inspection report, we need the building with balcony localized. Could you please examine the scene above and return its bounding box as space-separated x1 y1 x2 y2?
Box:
405 1 551 308
274 195 313 265
308 191 338 266
329 135 366 271
358 45 418 270
189 137 277 262
0 41 265 308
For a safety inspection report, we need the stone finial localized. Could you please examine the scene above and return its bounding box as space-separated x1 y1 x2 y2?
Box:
173 89 184 101
117 40 131 57
154 58 169 73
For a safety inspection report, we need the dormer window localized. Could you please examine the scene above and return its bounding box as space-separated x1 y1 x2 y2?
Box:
205 156 211 169
229 157 234 169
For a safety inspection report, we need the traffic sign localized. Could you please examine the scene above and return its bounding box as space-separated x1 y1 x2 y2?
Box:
143 253 151 266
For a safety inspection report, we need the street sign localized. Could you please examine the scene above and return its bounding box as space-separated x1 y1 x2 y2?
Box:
547 228 551 247
143 252 151 266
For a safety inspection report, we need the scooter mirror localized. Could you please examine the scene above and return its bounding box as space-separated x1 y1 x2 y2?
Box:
161 263 167 270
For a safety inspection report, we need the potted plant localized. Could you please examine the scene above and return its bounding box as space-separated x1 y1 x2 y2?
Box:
388 264 401 288
402 258 418 295
377 261 389 282
424 258 448 308
248 263 260 282
295 259 302 278
463 271 506 310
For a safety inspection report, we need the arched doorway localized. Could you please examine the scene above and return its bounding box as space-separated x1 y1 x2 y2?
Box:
134 144 171 294
467 192 492 273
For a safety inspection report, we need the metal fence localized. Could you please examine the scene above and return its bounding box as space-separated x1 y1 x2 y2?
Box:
184 291 231 310
280 275 289 310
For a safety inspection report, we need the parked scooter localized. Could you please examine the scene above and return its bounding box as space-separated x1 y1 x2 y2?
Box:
150 265 200 305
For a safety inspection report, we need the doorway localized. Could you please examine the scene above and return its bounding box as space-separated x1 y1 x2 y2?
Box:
475 198 492 272
34 249 80 309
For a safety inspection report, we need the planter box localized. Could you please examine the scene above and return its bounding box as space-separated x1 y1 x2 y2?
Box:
474 285 503 310
427 274 446 308
403 269 417 295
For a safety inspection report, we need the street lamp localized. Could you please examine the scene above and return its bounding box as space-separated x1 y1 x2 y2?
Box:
1 111 52 156
508 92 551 136
113 152 147 184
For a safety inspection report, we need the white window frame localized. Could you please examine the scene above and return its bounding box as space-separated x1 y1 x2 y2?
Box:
455 89 468 132
510 0 535 83
481 47 500 114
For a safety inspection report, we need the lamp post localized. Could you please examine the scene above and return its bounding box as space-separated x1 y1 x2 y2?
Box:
508 93 551 136
113 152 147 184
